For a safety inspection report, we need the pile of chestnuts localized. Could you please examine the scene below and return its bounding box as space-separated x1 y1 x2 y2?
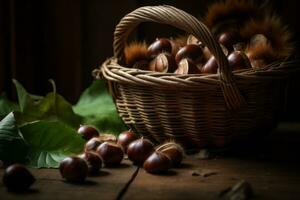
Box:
125 32 268 74
59 125 186 183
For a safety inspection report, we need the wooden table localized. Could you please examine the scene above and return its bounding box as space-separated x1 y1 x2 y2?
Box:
1 123 300 200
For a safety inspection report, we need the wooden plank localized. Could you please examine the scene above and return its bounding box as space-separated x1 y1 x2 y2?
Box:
0 160 138 200
123 157 300 200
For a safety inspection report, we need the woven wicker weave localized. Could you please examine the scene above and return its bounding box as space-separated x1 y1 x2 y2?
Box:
94 5 298 151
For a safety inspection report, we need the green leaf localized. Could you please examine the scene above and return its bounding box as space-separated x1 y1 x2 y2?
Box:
19 120 85 168
0 112 28 164
73 80 126 134
13 79 82 128
0 93 20 120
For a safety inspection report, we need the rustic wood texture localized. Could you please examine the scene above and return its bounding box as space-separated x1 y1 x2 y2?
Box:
123 157 300 200
0 160 138 200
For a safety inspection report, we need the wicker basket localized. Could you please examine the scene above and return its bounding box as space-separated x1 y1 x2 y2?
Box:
94 5 298 151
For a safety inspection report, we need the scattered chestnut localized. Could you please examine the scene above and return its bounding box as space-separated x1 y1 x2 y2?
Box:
156 142 184 167
201 56 218 74
85 137 102 152
79 151 102 174
174 58 201 74
175 44 203 64
127 137 155 166
2 164 35 191
96 142 124 167
143 151 172 174
117 130 139 152
147 38 172 58
77 125 99 141
59 156 88 183
228 51 252 70
99 133 117 143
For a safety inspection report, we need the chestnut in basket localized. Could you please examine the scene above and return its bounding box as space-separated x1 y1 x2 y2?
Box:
149 53 177 73
156 142 184 167
127 137 155 166
96 142 124 167
228 51 252 70
77 125 99 141
117 130 139 152
59 156 88 183
174 58 201 74
3 164 35 191
79 151 102 174
202 56 218 74
217 30 241 52
175 44 203 64
143 151 172 174
147 38 172 58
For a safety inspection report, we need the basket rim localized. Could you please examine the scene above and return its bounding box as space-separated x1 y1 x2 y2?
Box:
96 57 296 87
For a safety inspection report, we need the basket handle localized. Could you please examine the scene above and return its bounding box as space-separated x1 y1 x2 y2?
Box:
113 5 246 110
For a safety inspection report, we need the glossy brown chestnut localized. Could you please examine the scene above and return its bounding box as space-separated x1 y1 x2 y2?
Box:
228 51 252 70
117 130 139 152
156 142 184 167
77 125 99 141
143 151 172 174
85 137 102 152
201 56 218 74
175 44 203 64
127 138 155 166
147 38 172 58
174 58 201 74
2 164 35 191
59 156 88 183
96 142 124 167
79 151 102 174
149 53 177 73
217 30 241 52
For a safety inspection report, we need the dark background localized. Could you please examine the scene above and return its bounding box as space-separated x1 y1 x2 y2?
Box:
0 0 299 120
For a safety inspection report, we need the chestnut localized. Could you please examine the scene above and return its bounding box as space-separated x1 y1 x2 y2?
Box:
2 164 35 191
59 156 88 183
117 130 139 152
186 35 202 46
127 137 155 166
156 142 184 167
175 44 203 64
85 137 102 152
99 133 117 143
217 30 241 52
228 51 252 70
143 151 172 174
96 142 124 167
79 151 102 174
147 38 172 58
149 53 177 73
174 58 201 74
77 125 99 141
201 56 218 74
